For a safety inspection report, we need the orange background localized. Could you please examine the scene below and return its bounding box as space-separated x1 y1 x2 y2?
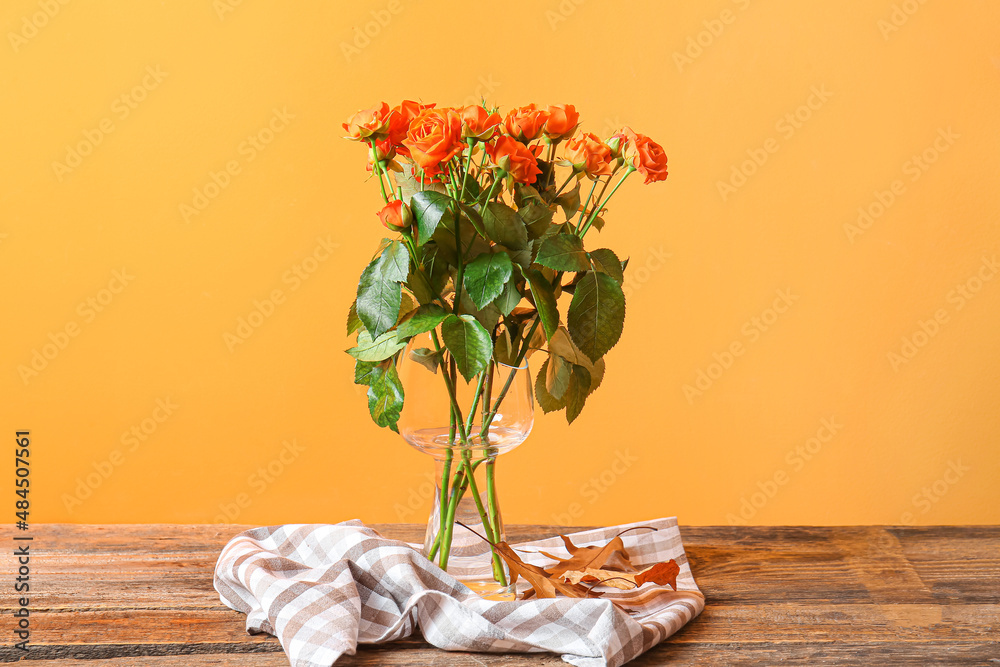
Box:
3 0 998 527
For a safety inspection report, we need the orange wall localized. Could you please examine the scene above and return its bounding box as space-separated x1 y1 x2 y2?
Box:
3 0 998 527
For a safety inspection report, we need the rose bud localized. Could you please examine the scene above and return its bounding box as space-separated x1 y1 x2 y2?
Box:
377 200 413 232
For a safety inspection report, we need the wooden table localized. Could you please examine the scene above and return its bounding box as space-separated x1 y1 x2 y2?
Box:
2 524 997 665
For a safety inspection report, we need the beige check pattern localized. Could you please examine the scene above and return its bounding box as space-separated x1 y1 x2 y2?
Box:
213 517 704 666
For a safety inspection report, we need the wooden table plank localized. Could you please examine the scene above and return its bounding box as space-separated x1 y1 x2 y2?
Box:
1 524 997 665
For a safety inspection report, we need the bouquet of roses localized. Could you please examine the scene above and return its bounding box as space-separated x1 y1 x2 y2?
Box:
344 101 667 434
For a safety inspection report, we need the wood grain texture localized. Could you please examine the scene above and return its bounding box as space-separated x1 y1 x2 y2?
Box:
1 524 997 665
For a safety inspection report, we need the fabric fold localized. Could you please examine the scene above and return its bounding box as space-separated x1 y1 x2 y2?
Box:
214 517 703 667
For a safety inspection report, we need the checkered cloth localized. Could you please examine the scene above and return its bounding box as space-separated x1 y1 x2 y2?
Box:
213 517 704 666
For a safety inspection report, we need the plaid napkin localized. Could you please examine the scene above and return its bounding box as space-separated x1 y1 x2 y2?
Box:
213 517 704 666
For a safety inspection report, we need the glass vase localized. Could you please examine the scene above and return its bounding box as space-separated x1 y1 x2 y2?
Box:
397 331 534 599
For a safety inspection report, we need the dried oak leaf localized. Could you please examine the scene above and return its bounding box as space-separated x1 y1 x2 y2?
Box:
540 534 636 576
560 559 680 591
491 541 597 600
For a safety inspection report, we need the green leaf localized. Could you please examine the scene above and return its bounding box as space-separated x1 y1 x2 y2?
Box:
554 180 581 219
464 251 514 310
441 314 492 382
493 329 516 366
368 362 404 432
465 298 501 333
565 364 592 424
411 191 453 245
518 200 554 239
521 268 560 340
506 247 533 268
398 292 416 320
357 241 410 337
381 241 410 282
394 303 449 339
535 233 590 272
459 204 488 240
408 347 441 374
535 358 567 413
514 185 554 238
482 202 529 250
347 300 362 336
513 184 543 208
354 359 379 385
546 352 571 400
347 329 407 362
433 214 491 266
357 271 401 339
493 277 522 316
588 248 624 284
567 272 626 362
548 327 606 394
407 244 447 305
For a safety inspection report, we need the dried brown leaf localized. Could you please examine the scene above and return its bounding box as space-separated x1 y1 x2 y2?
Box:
491 541 597 600
560 559 680 592
541 534 636 576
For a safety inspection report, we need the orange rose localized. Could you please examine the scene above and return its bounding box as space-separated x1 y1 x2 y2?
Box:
377 200 412 232
623 128 668 184
388 100 435 154
487 136 543 185
561 132 613 179
343 102 392 141
503 104 550 143
402 108 464 173
460 105 501 141
544 104 579 141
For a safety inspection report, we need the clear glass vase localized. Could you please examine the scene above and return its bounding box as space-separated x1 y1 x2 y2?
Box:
397 331 534 599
